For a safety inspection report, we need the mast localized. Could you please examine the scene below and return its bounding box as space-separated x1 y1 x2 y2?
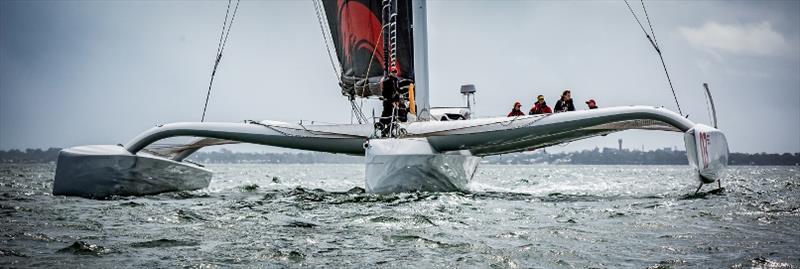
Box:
411 0 430 120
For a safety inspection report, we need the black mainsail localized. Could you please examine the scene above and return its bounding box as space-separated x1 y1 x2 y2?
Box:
321 0 415 97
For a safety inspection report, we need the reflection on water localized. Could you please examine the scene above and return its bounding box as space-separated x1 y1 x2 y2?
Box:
1 163 798 268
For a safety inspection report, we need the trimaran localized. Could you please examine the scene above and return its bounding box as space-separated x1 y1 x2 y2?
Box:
53 0 729 198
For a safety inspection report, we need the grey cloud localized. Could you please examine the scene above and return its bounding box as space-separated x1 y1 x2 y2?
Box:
679 21 797 56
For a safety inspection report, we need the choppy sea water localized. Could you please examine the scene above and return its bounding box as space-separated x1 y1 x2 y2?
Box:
1 163 798 268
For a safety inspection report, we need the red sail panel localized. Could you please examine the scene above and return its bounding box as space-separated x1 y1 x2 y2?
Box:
322 0 414 97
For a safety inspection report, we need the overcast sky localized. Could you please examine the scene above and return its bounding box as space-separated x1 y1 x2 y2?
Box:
1 0 798 154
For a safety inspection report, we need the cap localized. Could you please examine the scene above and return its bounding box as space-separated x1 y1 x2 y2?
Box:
586 99 596 104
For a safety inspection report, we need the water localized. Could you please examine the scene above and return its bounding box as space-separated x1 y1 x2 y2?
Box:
1 163 798 268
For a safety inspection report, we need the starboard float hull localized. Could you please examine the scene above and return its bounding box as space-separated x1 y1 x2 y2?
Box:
53 145 211 199
684 124 729 183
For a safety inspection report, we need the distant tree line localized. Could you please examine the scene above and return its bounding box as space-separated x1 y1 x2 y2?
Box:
186 148 364 164
0 147 797 166
484 148 686 165
483 148 800 166
0 148 62 163
0 148 364 164
728 152 800 166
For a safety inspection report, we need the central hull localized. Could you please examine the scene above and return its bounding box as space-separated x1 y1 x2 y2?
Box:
364 138 480 193
366 154 480 193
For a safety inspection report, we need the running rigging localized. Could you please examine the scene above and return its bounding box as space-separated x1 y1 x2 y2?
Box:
624 0 684 116
201 0 241 122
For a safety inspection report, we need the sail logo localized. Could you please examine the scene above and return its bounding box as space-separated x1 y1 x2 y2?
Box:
700 131 711 169
334 0 384 74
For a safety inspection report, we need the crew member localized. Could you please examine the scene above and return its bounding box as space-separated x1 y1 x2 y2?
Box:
508 101 525 117
397 101 409 122
379 74 400 135
554 89 575 113
586 99 598 109
529 95 552 115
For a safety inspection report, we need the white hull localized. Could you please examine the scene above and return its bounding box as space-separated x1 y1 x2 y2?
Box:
53 145 211 199
364 138 479 192
366 154 480 193
685 124 729 183
52 106 730 198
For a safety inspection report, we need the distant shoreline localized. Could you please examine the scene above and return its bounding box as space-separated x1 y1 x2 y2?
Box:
1 148 798 166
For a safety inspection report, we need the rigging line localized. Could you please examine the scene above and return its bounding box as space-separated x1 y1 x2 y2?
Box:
656 52 683 115
381 0 393 73
359 107 368 123
356 100 368 123
358 98 367 124
250 122 300 137
414 115 545 137
312 0 342 82
518 113 553 129
215 0 232 55
220 0 240 54
311 0 363 121
351 103 358 124
363 24 387 88
350 99 367 124
500 115 522 126
623 0 658 53
623 0 683 115
201 0 240 122
250 119 362 138
640 0 659 48
344 87 367 124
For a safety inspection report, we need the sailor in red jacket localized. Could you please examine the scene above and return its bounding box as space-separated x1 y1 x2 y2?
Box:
529 95 553 115
508 101 525 117
586 99 598 109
